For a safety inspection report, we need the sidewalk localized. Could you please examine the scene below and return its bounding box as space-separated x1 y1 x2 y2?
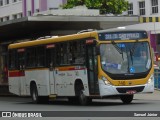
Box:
134 90 160 100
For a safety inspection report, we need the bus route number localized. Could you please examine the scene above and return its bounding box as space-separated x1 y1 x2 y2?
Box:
118 81 126 86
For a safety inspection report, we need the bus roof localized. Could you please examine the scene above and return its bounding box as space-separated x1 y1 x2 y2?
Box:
8 29 147 49
8 31 97 49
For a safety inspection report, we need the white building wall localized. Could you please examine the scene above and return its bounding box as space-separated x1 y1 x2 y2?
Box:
26 0 31 15
128 0 160 17
145 0 151 16
0 0 22 20
34 0 40 12
128 0 139 15
0 0 65 21
47 0 63 9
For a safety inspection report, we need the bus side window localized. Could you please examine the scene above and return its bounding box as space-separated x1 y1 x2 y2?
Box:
62 43 69 65
46 47 54 68
17 49 25 70
26 47 36 68
55 40 85 66
56 44 61 66
36 46 45 67
9 50 17 69
71 41 85 65
69 42 74 64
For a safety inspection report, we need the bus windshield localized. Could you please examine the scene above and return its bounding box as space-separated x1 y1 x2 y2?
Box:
100 42 151 74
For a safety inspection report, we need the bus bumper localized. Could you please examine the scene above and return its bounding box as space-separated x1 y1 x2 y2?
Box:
98 79 154 96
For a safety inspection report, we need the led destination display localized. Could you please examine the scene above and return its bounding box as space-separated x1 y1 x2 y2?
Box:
98 31 148 40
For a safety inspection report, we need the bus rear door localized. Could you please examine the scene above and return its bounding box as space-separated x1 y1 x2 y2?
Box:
17 48 26 95
46 44 56 95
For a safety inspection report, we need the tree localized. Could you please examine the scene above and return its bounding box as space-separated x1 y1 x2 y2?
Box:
62 0 85 9
62 0 128 14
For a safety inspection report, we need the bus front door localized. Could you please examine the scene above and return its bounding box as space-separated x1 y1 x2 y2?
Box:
86 44 99 95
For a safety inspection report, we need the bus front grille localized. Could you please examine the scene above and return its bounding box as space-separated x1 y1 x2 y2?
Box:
116 86 145 93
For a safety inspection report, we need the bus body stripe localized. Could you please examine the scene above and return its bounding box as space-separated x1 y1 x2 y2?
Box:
9 71 25 77
8 66 85 77
56 66 86 71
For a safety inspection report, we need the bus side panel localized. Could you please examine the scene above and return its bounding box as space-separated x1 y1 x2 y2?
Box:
9 77 21 95
49 70 55 94
55 68 89 96
55 69 74 96
75 69 89 96
8 70 27 96
19 77 27 96
25 69 50 96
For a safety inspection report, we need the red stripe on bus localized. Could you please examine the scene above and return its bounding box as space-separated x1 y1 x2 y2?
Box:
9 71 25 77
57 67 86 71
68 68 86 70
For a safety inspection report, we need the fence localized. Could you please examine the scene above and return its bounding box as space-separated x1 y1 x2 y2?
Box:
154 68 160 90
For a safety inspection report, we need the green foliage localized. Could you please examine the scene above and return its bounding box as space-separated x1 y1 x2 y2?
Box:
85 0 102 9
104 0 129 14
63 0 85 9
62 0 128 14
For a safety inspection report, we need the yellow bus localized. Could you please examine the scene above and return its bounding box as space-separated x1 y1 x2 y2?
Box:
8 29 154 105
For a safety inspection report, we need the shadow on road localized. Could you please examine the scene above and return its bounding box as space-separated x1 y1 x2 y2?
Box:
14 98 150 107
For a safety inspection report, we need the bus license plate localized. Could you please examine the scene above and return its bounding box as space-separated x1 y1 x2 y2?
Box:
126 90 136 94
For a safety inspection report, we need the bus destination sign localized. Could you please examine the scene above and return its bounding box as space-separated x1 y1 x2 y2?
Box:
98 31 148 40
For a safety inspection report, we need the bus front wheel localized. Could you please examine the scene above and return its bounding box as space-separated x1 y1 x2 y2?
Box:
75 81 91 105
79 90 92 105
120 94 134 104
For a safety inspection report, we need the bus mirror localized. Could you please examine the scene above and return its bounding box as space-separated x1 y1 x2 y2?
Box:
96 45 100 55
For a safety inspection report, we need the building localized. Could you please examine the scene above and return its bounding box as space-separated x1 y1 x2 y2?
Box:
0 0 67 22
0 0 67 85
126 0 160 53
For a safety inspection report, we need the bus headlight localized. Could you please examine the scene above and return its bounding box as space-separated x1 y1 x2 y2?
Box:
101 76 111 85
148 75 154 84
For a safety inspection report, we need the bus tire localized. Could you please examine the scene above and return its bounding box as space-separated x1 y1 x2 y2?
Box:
30 83 39 104
120 95 134 104
75 80 91 105
30 84 49 104
79 90 91 105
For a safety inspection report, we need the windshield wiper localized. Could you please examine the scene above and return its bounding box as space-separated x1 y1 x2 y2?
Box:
111 41 124 60
130 50 133 65
129 39 139 65
111 41 123 54
130 39 139 56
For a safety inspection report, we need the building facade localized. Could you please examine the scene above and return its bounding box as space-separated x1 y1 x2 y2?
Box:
0 0 67 22
128 0 160 17
127 0 160 54
0 0 67 85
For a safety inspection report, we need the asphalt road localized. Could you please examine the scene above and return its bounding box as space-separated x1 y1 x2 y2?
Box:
0 90 160 120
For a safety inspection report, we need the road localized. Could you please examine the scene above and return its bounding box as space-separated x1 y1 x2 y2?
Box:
0 90 160 120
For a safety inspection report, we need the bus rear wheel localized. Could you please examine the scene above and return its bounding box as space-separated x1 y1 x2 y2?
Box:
31 83 39 103
31 84 49 104
120 95 134 104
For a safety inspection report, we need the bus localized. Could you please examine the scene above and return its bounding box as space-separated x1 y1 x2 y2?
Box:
8 29 154 105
